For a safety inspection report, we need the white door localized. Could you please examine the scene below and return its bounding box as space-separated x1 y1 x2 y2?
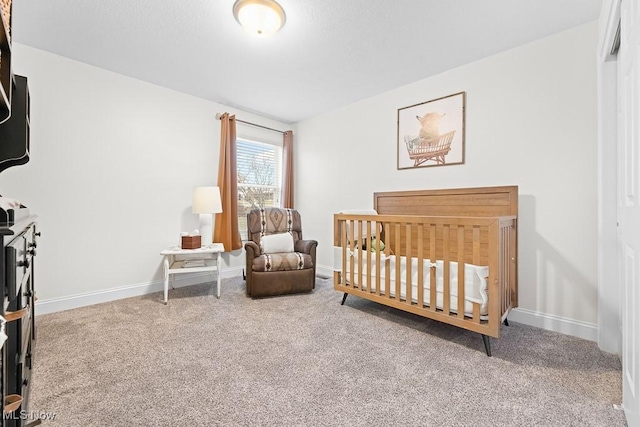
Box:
619 1 640 424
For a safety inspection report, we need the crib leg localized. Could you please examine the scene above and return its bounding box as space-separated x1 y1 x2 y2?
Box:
481 335 492 357
503 318 509 326
341 293 348 305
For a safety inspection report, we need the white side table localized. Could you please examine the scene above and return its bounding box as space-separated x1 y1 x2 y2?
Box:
160 243 225 304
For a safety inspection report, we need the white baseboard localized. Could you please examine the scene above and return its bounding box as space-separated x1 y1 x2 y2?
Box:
508 307 597 342
319 264 597 342
35 267 245 316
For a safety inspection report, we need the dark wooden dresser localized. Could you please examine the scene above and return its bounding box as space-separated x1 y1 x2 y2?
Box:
1 216 37 426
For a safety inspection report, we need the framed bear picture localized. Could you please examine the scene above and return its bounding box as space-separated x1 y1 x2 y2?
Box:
397 91 466 170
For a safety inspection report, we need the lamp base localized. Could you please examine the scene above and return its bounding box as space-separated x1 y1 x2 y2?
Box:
199 213 213 246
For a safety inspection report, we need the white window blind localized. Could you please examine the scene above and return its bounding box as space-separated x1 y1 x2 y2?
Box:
237 138 283 239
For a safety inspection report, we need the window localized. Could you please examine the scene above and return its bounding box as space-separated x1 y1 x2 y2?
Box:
237 138 283 239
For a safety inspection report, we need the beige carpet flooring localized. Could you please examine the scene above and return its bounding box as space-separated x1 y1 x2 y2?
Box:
28 276 625 426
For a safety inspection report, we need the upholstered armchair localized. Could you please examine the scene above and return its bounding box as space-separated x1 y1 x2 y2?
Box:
244 208 318 297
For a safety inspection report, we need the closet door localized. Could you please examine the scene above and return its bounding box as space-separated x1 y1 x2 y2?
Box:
618 0 640 425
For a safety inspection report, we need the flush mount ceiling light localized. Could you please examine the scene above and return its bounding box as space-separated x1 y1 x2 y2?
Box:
233 0 286 37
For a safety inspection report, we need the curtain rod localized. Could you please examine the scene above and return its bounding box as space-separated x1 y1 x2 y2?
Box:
215 113 285 135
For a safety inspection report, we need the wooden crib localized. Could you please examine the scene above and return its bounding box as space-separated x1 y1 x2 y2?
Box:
333 186 518 356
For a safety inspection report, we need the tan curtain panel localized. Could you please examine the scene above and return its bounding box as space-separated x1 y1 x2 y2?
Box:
281 130 294 208
214 113 242 251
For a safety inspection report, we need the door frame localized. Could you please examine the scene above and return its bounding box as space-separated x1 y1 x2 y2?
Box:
597 0 622 355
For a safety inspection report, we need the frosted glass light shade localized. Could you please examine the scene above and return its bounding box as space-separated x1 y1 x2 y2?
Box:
233 0 286 37
192 187 223 214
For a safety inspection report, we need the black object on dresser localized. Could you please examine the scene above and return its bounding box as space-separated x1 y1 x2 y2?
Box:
0 0 13 124
0 75 29 174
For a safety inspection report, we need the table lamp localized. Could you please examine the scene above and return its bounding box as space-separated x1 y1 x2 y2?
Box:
192 186 223 246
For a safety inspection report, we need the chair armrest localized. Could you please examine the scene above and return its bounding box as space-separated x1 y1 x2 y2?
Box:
244 241 261 296
295 239 318 254
245 241 260 258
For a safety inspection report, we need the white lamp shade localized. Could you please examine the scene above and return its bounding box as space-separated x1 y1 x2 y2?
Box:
192 187 223 214
233 0 286 37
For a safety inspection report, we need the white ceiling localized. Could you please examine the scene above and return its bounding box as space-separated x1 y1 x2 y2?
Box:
12 0 602 123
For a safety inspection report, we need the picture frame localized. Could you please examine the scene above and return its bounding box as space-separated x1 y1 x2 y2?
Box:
397 91 466 170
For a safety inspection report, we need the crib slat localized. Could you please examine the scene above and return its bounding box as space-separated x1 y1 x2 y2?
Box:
506 227 510 315
355 221 362 289
458 226 465 319
395 222 401 301
473 303 481 323
375 220 381 296
501 227 506 315
406 223 412 304
349 219 355 289
503 227 509 315
385 222 391 299
509 222 517 307
443 224 450 315
357 221 365 290
366 221 372 292
430 224 437 312
417 223 424 308
473 226 481 323
341 220 347 286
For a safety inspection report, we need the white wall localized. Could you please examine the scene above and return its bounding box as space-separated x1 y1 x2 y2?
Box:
1 44 288 305
296 22 599 327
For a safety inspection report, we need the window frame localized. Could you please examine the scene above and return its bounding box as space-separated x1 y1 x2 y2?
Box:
236 136 283 241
